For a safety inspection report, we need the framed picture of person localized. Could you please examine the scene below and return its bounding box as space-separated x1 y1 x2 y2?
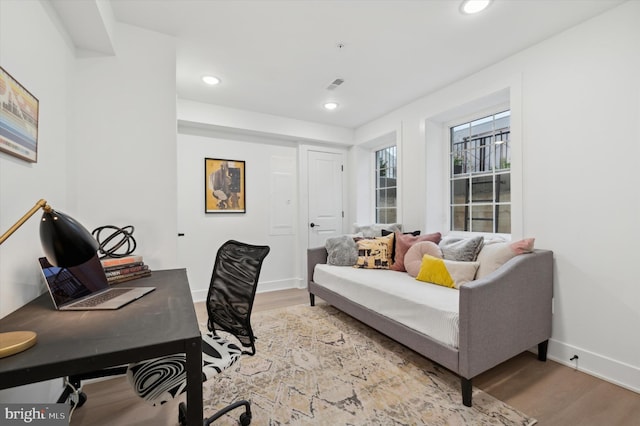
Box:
204 158 246 213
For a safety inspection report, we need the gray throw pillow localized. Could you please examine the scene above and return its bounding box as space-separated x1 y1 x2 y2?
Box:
325 235 358 266
353 223 402 238
439 236 484 262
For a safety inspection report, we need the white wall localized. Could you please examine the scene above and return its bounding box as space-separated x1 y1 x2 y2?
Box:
355 1 640 393
0 1 179 403
69 22 178 271
0 0 76 404
176 126 300 300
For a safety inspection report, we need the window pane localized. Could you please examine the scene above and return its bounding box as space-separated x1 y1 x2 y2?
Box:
471 176 493 203
470 205 493 233
375 145 397 223
496 174 510 203
451 206 468 231
496 205 511 233
452 179 469 204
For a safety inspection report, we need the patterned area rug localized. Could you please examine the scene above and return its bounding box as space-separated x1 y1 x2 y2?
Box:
202 303 537 425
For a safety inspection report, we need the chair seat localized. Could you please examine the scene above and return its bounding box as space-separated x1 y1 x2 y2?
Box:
127 333 242 406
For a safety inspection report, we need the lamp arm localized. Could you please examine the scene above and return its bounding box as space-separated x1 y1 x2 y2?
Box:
0 199 51 245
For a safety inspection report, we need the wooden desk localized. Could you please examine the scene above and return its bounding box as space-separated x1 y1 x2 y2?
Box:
0 269 203 425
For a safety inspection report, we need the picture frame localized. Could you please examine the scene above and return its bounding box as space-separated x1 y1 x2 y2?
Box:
0 67 39 163
204 158 246 213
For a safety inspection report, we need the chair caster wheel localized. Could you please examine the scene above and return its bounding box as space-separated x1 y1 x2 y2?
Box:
239 412 251 426
70 391 87 408
178 402 187 426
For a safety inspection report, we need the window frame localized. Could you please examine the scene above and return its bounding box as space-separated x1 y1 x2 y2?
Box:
446 106 512 237
373 144 398 224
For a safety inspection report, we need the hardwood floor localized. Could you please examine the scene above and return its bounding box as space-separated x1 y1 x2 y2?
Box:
70 288 640 425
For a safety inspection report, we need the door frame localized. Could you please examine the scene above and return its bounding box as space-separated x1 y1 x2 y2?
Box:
298 144 348 287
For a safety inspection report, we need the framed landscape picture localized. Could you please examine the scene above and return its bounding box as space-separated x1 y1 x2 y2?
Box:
204 158 246 213
0 67 39 163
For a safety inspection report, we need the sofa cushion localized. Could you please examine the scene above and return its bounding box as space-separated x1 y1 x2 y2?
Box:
353 233 394 269
325 235 358 266
476 238 535 279
390 232 442 272
439 236 484 262
354 223 402 238
404 241 443 277
415 254 480 289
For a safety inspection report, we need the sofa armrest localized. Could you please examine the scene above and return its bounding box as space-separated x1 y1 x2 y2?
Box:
458 249 553 378
307 246 328 286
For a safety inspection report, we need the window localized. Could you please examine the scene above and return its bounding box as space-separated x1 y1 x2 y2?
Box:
375 145 397 223
450 111 510 233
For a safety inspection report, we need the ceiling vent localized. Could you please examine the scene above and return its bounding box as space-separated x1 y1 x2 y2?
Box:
326 78 344 90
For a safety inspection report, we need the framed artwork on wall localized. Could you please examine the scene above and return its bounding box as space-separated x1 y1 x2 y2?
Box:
0 67 39 163
204 158 246 213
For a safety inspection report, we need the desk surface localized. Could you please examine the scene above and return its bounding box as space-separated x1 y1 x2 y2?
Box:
0 268 201 389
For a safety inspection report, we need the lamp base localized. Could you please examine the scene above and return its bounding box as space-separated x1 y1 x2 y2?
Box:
0 331 37 358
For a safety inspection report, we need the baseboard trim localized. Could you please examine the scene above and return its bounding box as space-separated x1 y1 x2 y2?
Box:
548 338 640 394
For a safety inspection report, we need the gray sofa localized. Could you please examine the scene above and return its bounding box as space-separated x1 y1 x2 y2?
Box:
307 246 554 407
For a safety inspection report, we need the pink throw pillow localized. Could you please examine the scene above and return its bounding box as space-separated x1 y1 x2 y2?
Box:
510 238 535 254
390 232 442 272
404 241 444 277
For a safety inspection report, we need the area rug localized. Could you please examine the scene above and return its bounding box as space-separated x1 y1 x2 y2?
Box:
202 304 537 425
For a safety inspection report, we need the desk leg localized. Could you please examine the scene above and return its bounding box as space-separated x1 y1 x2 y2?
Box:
185 336 203 426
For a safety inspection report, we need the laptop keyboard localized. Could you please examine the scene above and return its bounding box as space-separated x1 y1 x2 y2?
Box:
72 288 132 308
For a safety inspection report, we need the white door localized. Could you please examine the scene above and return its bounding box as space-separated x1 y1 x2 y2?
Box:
308 150 343 247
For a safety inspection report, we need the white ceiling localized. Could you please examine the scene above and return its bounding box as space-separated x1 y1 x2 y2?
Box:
53 0 626 129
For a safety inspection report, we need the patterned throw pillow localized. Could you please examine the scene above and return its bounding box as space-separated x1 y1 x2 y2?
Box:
353 233 394 269
325 235 358 266
390 232 442 272
439 236 484 262
415 254 480 289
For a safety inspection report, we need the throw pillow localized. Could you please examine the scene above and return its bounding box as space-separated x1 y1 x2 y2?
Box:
325 235 358 266
439 236 484 262
390 232 442 272
353 233 394 269
415 254 480 289
475 238 535 279
404 241 443 277
353 223 402 238
382 229 420 262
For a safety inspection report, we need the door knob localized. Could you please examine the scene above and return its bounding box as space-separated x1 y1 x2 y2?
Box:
310 222 320 228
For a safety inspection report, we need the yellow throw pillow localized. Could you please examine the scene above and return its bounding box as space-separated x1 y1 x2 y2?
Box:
353 233 394 269
415 254 479 289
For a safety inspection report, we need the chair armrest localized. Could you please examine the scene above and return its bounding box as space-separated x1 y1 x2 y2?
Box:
307 247 328 286
458 249 553 378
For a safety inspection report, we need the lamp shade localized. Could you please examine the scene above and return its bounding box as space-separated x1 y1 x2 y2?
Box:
40 209 98 267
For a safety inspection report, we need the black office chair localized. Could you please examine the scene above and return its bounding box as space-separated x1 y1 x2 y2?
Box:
126 240 270 426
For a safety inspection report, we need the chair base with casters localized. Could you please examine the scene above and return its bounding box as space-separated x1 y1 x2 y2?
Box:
127 332 253 425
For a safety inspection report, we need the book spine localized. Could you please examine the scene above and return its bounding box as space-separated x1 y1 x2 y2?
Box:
103 261 144 272
108 270 152 284
104 264 149 278
101 255 143 268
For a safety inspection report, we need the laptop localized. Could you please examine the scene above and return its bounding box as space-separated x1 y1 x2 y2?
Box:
39 255 155 310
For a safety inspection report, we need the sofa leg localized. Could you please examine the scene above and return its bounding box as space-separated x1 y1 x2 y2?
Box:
461 377 472 407
309 293 315 306
538 340 549 362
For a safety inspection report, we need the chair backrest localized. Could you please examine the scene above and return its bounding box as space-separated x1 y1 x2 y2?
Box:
206 240 270 355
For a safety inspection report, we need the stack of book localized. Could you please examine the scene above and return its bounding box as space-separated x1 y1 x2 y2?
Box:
100 254 151 284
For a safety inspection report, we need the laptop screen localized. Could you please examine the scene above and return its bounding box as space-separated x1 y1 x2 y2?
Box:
39 255 109 308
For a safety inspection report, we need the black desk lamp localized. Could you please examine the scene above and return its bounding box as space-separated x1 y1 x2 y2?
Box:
0 199 98 358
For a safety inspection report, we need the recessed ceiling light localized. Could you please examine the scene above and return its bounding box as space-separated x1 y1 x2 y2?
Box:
460 0 491 14
202 75 221 85
323 102 339 111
